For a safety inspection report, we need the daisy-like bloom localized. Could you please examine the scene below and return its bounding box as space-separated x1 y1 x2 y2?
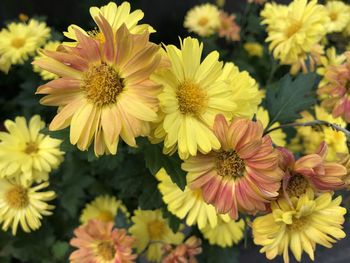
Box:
200 217 245 248
0 178 55 235
80 195 129 224
33 41 60 80
184 4 220 37
252 189 346 263
325 1 350 33
156 168 231 229
129 209 184 262
0 115 64 185
162 236 202 263
261 0 328 65
64 1 154 44
0 19 50 73
152 37 236 160
289 44 324 75
70 219 136 263
218 12 240 42
243 42 264 58
256 107 286 147
34 16 161 156
183 115 283 219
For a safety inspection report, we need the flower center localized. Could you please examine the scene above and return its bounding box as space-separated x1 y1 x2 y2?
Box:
288 217 308 231
147 219 165 240
88 29 105 44
285 21 301 38
216 150 245 178
198 17 209 26
97 241 116 261
82 63 124 106
176 81 207 115
285 174 309 198
25 141 38 154
5 185 29 209
329 12 338 22
97 210 114 222
11 37 25 48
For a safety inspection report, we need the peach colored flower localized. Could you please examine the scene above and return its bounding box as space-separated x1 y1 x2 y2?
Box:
162 236 202 263
70 219 136 263
183 115 283 219
218 12 240 42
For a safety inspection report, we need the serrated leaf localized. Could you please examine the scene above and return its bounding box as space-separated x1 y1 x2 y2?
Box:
138 175 163 210
266 73 317 130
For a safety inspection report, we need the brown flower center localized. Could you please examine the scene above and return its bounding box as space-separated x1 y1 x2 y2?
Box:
11 37 25 48
25 141 38 154
288 217 308 231
97 210 114 222
5 185 29 209
176 81 207 115
285 174 309 198
285 21 301 38
82 63 124 106
97 241 116 261
329 12 338 22
147 219 166 240
198 17 209 26
216 150 245 178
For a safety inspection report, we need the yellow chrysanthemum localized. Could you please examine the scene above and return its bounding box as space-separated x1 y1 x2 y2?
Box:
200 217 245 248
156 168 230 229
253 189 346 263
0 19 50 73
325 1 350 33
129 209 184 262
261 0 328 64
33 41 60 80
291 106 347 161
80 195 129 224
256 107 286 147
64 1 154 44
0 115 64 185
184 3 220 37
244 42 264 57
0 178 55 235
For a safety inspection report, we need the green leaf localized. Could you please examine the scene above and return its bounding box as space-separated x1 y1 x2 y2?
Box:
200 244 239 263
115 210 131 229
138 174 163 210
161 207 182 233
51 241 69 260
265 73 317 129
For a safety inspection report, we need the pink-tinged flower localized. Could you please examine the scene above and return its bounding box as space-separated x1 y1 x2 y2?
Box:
218 12 240 42
279 142 347 199
34 15 161 156
70 219 136 263
183 115 283 219
162 236 202 263
318 52 350 122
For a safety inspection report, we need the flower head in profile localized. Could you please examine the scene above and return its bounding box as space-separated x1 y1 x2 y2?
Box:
289 44 324 75
183 115 283 219
129 209 184 262
0 178 55 235
244 42 264 57
184 3 220 37
261 0 328 64
253 189 346 263
80 195 129 224
0 115 64 184
33 41 60 80
70 219 136 263
325 1 350 33
162 236 202 263
218 12 240 42
35 16 161 156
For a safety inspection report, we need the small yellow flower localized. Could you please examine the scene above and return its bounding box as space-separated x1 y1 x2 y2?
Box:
325 1 350 33
33 41 60 80
244 42 264 57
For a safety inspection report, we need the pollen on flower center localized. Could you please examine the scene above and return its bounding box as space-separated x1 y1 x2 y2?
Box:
198 17 209 26
285 22 301 38
82 63 124 106
329 12 338 21
97 241 116 261
288 217 308 231
216 150 245 178
98 210 115 222
25 141 39 154
176 80 207 115
87 29 105 44
147 219 165 239
286 174 309 198
11 37 25 48
5 185 29 209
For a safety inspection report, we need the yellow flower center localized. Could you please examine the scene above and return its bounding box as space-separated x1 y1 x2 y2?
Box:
289 217 308 231
329 12 338 22
176 81 207 115
5 185 29 209
82 63 124 106
286 174 309 198
198 17 209 27
25 141 39 154
11 37 25 49
216 150 245 178
88 29 105 44
285 21 301 38
98 210 115 222
147 219 165 240
96 241 116 261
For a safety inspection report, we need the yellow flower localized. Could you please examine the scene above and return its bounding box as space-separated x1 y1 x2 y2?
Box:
35 16 161 156
64 1 154 44
0 115 64 185
256 107 286 147
0 178 55 235
33 41 60 80
0 19 50 73
156 168 230 229
289 44 324 75
325 1 350 33
244 42 264 57
184 4 220 37
129 209 184 262
80 195 129 224
252 189 346 263
261 0 328 65
200 217 245 248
